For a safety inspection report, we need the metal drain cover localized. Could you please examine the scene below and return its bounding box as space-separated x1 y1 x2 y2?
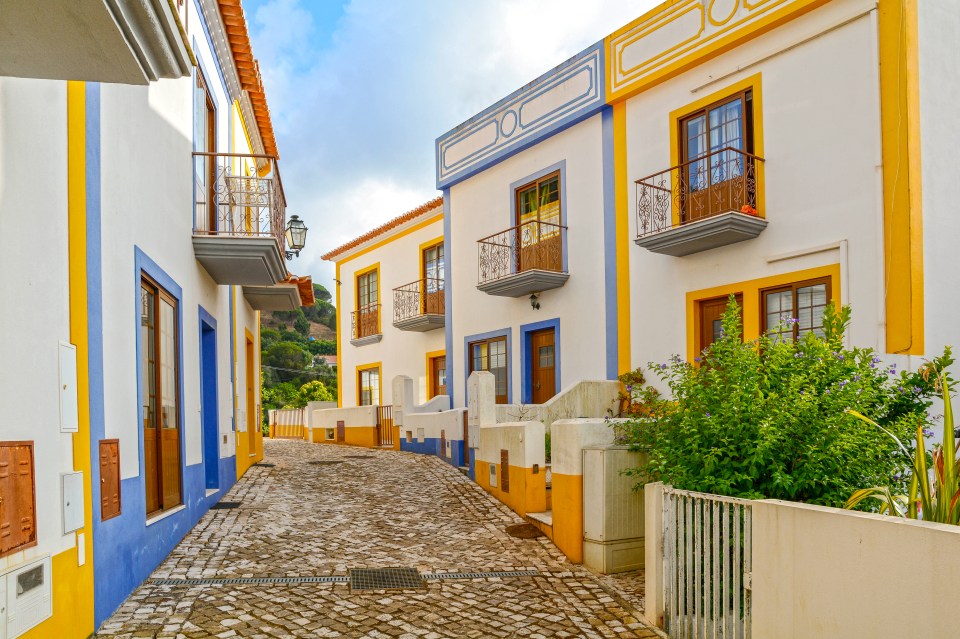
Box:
505 523 545 539
211 502 241 510
308 461 344 466
253 463 275 467
349 567 425 591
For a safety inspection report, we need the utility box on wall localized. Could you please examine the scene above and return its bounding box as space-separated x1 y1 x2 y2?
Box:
1 556 52 638
582 446 645 574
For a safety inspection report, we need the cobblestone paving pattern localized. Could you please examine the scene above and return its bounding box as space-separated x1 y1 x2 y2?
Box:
97 439 662 638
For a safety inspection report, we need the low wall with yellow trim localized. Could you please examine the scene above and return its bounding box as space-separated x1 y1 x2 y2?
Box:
311 405 380 448
476 421 546 517
550 419 619 563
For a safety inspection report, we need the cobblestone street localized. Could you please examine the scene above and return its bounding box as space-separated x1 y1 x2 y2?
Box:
97 440 659 638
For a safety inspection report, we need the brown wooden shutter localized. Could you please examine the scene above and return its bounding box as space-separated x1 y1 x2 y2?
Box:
500 449 509 493
336 420 345 443
0 442 37 557
99 440 121 520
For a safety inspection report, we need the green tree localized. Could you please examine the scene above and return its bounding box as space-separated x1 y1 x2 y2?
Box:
622 300 947 507
262 342 310 383
306 339 336 356
297 380 334 405
294 313 310 336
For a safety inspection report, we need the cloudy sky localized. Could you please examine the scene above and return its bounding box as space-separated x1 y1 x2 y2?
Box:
243 0 658 292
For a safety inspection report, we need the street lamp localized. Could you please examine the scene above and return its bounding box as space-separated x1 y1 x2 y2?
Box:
284 215 307 259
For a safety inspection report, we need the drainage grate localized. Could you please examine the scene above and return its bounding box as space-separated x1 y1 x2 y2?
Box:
349 567 425 591
308 460 344 466
344 455 374 459
149 570 542 589
152 576 348 586
210 502 241 510
505 523 545 539
424 570 541 580
253 463 275 467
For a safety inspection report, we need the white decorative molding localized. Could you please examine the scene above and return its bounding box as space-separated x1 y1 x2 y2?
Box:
436 44 604 188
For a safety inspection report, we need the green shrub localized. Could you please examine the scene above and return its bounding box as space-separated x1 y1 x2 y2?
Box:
621 298 947 507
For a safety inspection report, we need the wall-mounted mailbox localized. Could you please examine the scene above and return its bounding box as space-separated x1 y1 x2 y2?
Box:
58 342 79 433
61 471 84 534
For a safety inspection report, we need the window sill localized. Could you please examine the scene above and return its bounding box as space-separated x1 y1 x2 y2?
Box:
145 504 186 527
205 488 219 498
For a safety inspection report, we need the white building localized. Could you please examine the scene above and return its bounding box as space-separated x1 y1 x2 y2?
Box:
435 0 957 406
322 199 446 442
0 0 312 635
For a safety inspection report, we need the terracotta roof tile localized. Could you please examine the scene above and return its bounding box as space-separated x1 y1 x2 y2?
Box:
217 0 279 158
284 274 315 306
321 197 443 261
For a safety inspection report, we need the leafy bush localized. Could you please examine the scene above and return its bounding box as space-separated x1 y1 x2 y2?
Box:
846 367 959 523
621 298 946 507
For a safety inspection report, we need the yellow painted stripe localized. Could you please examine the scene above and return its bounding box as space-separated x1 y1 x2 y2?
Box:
613 101 631 375
878 0 924 355
24 79 97 639
335 262 343 407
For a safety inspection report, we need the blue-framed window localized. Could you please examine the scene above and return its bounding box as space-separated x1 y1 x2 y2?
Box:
465 329 512 404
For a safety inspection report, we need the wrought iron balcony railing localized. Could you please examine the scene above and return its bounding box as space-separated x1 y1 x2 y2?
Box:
635 146 764 238
351 304 381 340
477 219 566 287
393 278 445 323
192 152 286 251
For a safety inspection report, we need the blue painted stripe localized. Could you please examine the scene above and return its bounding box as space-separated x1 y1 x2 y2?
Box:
519 318 561 404
601 106 618 380
463 328 512 404
443 190 453 406
436 42 605 189
191 0 230 100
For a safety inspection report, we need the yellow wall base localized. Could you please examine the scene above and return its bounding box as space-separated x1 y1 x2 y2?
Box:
20 545 93 639
236 430 264 478
475 461 546 517
551 473 584 563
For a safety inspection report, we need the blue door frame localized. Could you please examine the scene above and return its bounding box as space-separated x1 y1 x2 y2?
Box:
199 307 219 490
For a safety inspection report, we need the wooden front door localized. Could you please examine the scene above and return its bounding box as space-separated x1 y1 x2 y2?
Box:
530 328 556 404
430 356 447 399
698 294 743 354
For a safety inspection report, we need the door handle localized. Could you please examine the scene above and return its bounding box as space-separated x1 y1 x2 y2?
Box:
534 382 540 390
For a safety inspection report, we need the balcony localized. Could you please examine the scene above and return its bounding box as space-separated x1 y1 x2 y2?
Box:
192 152 288 286
351 304 382 346
0 0 191 84
635 147 767 257
477 220 569 297
393 279 445 332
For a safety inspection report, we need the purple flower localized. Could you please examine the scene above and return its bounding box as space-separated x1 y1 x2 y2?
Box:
872 356 882 364
625 384 634 392
923 428 935 438
913 386 922 394
660 364 668 370
705 412 711 418
785 318 799 325
694 357 701 363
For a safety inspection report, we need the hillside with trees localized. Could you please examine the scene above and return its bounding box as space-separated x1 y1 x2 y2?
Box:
260 282 338 431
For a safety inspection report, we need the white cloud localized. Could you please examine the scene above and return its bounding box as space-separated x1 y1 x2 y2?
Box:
251 0 658 291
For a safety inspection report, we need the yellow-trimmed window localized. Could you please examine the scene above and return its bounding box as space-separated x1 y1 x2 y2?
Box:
358 366 380 406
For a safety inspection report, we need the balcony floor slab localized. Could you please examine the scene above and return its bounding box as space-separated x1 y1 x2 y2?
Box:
634 211 768 256
393 314 445 332
193 236 286 285
477 270 569 297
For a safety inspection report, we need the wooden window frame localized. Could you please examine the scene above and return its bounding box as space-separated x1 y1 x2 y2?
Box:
514 170 562 227
468 336 509 404
141 274 183 517
760 276 833 340
355 267 379 312
0 441 37 558
357 365 381 407
678 89 755 164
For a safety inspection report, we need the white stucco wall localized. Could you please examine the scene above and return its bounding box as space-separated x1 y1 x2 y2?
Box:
99 10 260 480
448 113 609 407
0 77 78 567
918 0 960 360
336 214 445 407
625 1 886 380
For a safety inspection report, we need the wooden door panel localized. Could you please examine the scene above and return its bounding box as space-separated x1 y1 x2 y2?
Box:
0 443 36 557
100 440 121 520
160 429 181 510
336 420 345 443
500 449 510 493
144 427 160 515
530 329 556 404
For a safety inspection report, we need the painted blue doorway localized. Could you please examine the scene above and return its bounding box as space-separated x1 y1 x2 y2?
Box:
199 310 219 490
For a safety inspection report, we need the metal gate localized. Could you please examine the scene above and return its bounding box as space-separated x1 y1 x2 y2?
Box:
663 487 752 639
376 405 394 447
